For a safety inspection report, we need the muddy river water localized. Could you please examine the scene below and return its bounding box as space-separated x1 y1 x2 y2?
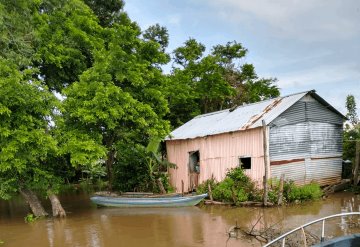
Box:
1 191 360 247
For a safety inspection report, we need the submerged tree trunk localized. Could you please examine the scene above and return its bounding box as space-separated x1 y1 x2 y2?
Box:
19 188 48 217
48 193 66 217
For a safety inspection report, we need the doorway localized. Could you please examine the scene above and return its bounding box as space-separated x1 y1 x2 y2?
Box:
188 151 200 191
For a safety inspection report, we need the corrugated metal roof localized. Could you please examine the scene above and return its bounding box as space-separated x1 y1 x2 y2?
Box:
166 90 344 141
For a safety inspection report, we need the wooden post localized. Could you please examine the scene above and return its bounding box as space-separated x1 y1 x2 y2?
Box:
354 141 360 186
277 174 285 206
181 180 184 196
262 120 269 206
207 183 213 201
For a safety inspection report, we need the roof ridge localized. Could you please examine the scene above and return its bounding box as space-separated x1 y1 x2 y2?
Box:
194 90 314 118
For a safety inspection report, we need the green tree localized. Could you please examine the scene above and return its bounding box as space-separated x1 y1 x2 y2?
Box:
343 95 360 164
0 59 60 216
62 16 170 190
143 24 169 53
166 39 279 128
84 0 125 27
0 0 102 217
35 0 104 92
346 95 359 126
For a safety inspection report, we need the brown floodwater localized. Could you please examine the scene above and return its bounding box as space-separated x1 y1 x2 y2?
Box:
1 191 360 247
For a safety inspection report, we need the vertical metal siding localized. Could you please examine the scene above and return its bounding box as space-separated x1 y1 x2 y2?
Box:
271 161 306 184
306 158 342 185
306 101 344 125
269 94 343 185
269 123 310 161
167 128 265 192
309 122 343 157
271 101 306 126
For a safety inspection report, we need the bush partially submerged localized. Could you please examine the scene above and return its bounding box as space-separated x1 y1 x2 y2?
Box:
285 181 323 202
197 167 261 204
197 167 323 205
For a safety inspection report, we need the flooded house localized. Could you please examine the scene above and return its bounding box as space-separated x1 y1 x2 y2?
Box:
165 90 346 192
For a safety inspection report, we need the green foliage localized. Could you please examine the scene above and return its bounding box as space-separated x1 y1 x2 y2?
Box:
143 24 169 53
113 139 173 193
286 182 323 202
198 170 323 204
236 188 249 202
346 95 359 126
24 213 38 223
166 38 279 128
198 167 258 203
36 0 104 91
196 178 217 194
343 95 359 173
0 59 60 199
0 0 38 68
84 0 125 27
81 161 107 182
212 178 235 202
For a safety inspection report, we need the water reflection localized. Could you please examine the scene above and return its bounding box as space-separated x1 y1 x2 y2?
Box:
0 192 360 247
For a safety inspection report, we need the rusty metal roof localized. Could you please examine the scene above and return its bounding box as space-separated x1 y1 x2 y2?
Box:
166 90 345 141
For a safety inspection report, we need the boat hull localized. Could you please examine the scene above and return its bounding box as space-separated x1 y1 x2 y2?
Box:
90 193 207 208
312 233 360 247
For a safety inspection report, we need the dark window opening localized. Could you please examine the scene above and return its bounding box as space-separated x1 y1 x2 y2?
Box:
239 157 251 169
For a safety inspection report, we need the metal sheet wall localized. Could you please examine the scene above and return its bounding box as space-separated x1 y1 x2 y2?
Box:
306 100 343 125
271 161 306 184
166 128 265 192
306 158 342 185
271 97 343 127
269 122 309 161
269 94 343 185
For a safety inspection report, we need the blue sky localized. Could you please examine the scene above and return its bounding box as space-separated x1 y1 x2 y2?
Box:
125 0 360 115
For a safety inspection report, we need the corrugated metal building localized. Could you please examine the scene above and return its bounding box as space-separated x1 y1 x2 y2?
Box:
165 90 345 192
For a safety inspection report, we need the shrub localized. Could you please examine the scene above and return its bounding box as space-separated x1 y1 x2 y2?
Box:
212 178 235 202
286 181 322 202
196 178 217 195
236 188 248 203
198 167 258 203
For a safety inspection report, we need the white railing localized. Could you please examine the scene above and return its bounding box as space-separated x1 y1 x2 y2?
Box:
263 212 360 247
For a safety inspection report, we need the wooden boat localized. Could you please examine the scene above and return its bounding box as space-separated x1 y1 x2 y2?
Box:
90 193 207 208
94 191 182 198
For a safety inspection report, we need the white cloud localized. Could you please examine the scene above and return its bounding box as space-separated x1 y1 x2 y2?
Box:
276 63 360 115
207 0 360 42
167 14 181 26
277 63 360 89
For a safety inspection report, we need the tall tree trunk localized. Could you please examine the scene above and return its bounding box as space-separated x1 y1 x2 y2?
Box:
19 188 48 217
105 135 116 191
106 149 116 191
48 193 66 218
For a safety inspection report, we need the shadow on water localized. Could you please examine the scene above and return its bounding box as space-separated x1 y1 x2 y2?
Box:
1 191 360 247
